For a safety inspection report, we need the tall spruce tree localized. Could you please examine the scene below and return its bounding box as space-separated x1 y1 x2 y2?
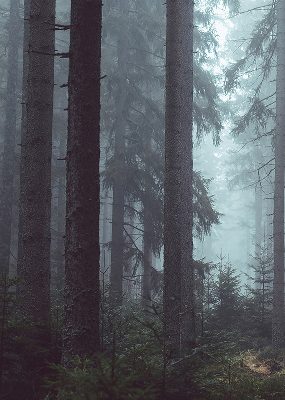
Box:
272 0 285 348
63 0 102 365
17 0 55 326
164 0 183 354
181 0 195 353
103 0 221 311
224 0 285 348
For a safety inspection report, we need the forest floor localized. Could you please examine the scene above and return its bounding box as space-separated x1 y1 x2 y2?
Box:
242 351 285 377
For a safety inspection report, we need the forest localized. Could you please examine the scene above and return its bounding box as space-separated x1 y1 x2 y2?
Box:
1 0 285 398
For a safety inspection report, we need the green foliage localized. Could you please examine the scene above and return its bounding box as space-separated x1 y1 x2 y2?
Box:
46 353 159 400
225 2 276 95
256 346 285 363
45 304 285 400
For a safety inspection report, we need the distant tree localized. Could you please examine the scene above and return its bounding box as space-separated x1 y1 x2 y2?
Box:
211 263 242 328
0 0 20 277
224 0 285 347
109 0 128 306
102 0 166 305
247 241 273 338
62 0 102 366
142 132 153 309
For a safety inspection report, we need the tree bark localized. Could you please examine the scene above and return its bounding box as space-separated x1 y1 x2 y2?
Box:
272 0 285 349
63 0 102 365
18 0 55 325
164 0 195 356
164 0 182 354
180 0 195 353
56 135 66 297
0 0 20 276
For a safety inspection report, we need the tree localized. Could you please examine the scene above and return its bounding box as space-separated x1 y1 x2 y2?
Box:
102 0 221 313
224 0 284 348
17 0 55 328
142 132 153 309
62 0 102 365
0 0 20 276
212 264 242 328
180 0 195 353
163 0 227 355
102 0 166 305
272 0 285 348
164 0 183 354
109 0 128 305
164 0 196 355
248 240 273 338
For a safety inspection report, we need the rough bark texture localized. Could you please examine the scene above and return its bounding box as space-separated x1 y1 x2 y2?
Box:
0 0 20 276
272 0 285 349
164 0 195 355
63 0 102 365
109 0 128 305
180 0 195 353
18 0 55 324
164 0 182 353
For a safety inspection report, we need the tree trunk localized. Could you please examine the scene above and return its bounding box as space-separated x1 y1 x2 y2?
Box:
56 135 66 297
109 0 128 305
254 182 262 289
63 0 102 365
164 0 195 356
272 0 285 349
180 0 195 353
164 0 182 354
18 0 55 325
124 207 134 299
0 0 20 276
143 207 152 309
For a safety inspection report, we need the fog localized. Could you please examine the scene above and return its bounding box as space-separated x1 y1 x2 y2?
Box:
0 0 284 398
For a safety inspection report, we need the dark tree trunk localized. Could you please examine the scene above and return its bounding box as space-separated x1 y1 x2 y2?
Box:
63 0 102 365
180 0 195 353
164 0 182 354
0 0 20 276
272 0 285 349
164 0 195 356
18 0 55 325
55 135 66 297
